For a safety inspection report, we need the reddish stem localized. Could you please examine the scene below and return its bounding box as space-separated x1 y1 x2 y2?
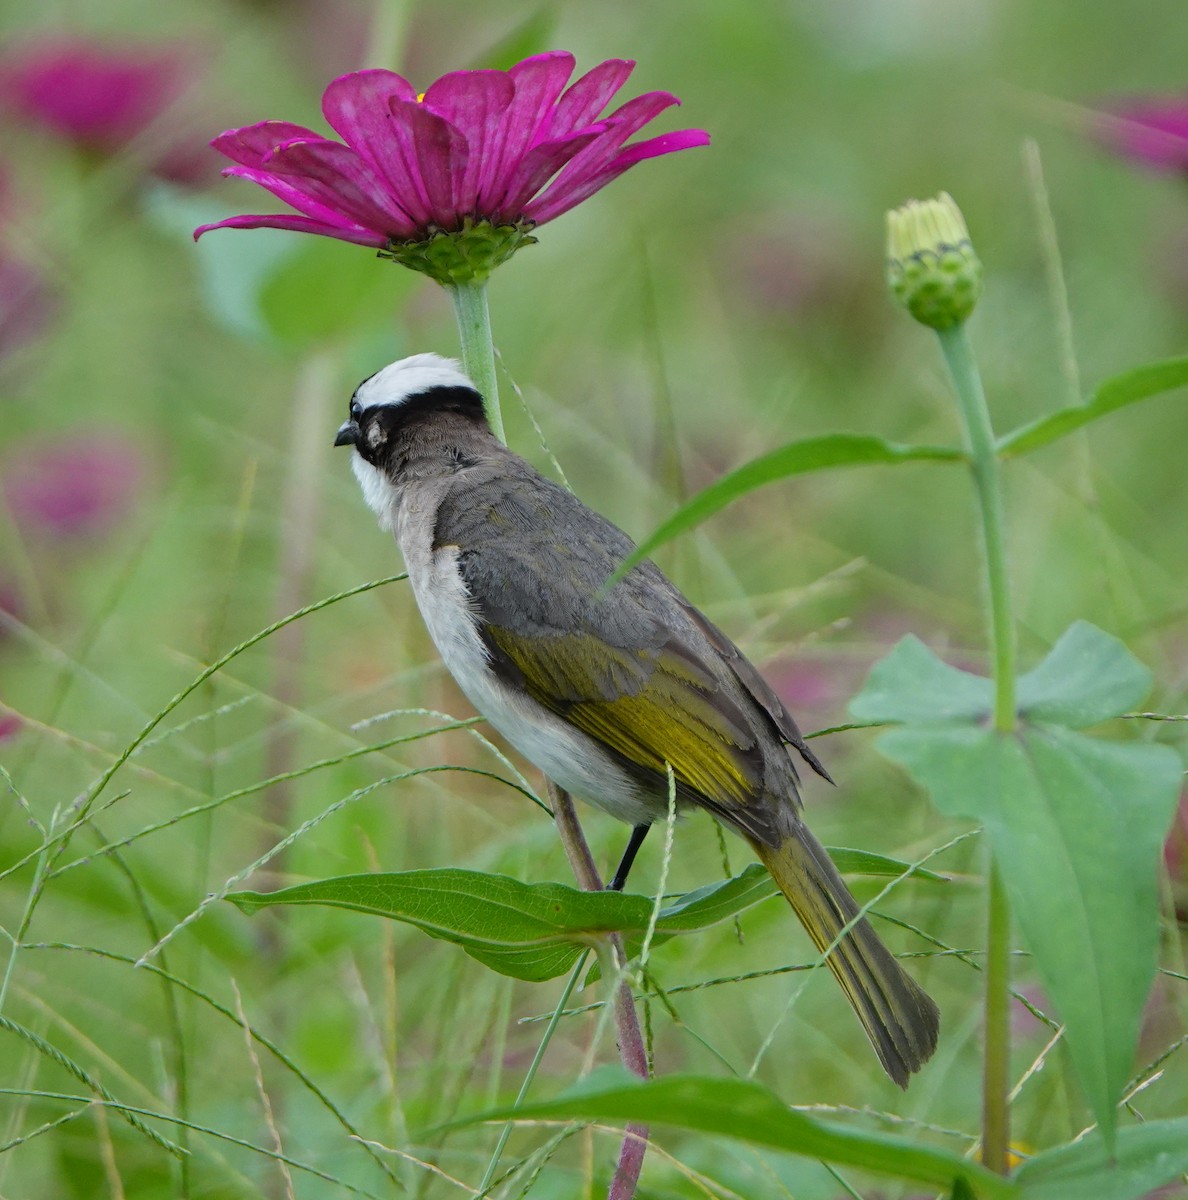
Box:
549 785 650 1199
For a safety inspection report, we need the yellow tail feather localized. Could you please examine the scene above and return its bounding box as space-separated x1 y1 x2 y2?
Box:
753 827 940 1087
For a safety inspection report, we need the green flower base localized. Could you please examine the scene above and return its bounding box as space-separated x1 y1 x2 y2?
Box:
381 219 538 285
887 242 983 331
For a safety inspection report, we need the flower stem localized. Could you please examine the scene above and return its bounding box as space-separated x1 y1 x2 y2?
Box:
448 280 504 444
937 325 1016 731
936 323 1015 1173
982 863 1012 1174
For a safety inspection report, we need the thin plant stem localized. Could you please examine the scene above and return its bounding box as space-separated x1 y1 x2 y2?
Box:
983 864 1012 1174
936 323 1015 1174
448 280 504 443
937 325 1016 730
258 352 335 953
478 949 590 1196
550 786 650 1200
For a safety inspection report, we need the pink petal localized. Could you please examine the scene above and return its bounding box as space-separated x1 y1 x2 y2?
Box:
600 90 682 139
528 93 683 209
321 73 422 214
419 69 515 214
212 121 324 168
544 58 634 139
476 52 575 211
221 163 361 227
194 212 387 247
488 124 607 221
526 127 708 225
1102 99 1188 171
387 99 468 229
321 68 417 143
263 139 417 236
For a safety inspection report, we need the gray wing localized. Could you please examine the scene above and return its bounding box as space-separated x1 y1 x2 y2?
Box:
433 461 823 841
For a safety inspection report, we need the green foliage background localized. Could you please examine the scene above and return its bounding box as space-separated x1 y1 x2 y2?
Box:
1 0 1186 1196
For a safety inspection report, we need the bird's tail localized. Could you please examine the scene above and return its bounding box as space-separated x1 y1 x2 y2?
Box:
752 825 940 1088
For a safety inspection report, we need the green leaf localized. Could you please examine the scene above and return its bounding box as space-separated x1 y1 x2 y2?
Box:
1016 1117 1188 1200
609 435 964 583
997 356 1188 458
445 1071 1015 1198
656 855 944 934
827 845 950 883
145 183 296 340
229 853 943 983
258 237 412 345
477 7 557 71
228 869 651 982
875 723 1181 1141
1016 621 1152 727
848 635 994 724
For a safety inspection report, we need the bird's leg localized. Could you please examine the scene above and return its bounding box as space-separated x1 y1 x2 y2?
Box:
608 824 651 892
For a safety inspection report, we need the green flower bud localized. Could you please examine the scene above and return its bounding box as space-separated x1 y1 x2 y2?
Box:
886 192 982 330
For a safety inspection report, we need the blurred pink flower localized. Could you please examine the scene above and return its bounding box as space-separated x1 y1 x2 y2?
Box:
1098 94 1188 173
2 435 145 539
0 37 211 184
1165 790 1188 924
0 713 21 743
0 38 186 149
195 51 708 256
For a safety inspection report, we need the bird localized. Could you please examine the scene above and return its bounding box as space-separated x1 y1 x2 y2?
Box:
334 352 939 1086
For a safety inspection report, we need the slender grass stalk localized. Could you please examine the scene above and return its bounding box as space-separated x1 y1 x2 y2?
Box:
478 949 590 1195
258 352 335 966
936 323 1015 1173
551 786 650 1200
449 280 504 442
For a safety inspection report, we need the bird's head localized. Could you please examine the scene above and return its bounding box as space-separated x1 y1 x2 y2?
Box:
334 353 489 527
334 353 486 466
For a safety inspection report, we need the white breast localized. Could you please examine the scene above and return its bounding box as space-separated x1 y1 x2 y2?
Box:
392 488 658 828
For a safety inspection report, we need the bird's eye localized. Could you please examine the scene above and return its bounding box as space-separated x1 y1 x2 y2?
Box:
350 400 362 420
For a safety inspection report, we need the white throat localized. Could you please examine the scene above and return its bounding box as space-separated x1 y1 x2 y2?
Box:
350 452 402 532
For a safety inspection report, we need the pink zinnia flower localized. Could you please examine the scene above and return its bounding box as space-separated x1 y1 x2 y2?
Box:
1098 95 1188 173
1 436 146 539
0 38 191 156
195 51 708 282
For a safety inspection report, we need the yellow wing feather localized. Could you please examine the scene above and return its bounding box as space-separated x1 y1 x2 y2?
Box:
485 626 757 806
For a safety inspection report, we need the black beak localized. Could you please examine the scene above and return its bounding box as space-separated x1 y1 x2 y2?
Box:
334 420 359 448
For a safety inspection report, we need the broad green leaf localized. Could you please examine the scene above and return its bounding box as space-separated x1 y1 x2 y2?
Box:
145 183 296 339
228 870 651 982
610 435 964 583
848 635 994 724
1016 1117 1188 1200
1016 621 1152 727
229 853 943 982
997 356 1188 458
826 846 949 883
875 724 1181 1141
657 855 945 934
259 237 412 345
446 1070 1015 1198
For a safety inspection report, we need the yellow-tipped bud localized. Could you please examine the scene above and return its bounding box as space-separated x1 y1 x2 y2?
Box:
886 192 982 330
